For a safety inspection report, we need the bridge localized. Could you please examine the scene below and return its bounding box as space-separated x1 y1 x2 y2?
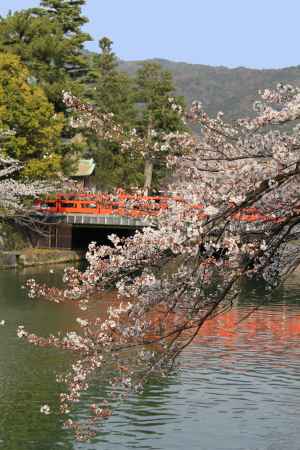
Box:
32 193 282 250
32 193 164 249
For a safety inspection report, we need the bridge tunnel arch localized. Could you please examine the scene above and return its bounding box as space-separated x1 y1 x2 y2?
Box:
71 225 138 250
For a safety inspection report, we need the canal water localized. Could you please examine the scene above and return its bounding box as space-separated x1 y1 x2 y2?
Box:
1 267 300 450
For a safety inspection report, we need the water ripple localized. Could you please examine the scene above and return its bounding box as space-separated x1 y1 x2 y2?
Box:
2 270 300 449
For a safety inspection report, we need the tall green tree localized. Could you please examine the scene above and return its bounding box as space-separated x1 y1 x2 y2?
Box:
38 0 90 80
0 1 91 111
86 37 143 191
135 61 186 192
89 37 136 125
40 0 88 32
0 53 64 178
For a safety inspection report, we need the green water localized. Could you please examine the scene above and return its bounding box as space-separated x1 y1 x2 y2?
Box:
1 267 300 450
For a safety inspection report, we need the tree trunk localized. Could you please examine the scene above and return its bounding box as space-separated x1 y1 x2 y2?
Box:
143 117 154 196
144 158 153 196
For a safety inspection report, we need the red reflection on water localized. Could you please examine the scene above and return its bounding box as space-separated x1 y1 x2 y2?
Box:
193 305 300 357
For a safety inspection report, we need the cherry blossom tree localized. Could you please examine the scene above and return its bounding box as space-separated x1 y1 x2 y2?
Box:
0 158 49 212
22 84 300 441
0 128 61 232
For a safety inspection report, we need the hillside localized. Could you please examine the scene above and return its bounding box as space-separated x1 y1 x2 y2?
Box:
119 59 300 118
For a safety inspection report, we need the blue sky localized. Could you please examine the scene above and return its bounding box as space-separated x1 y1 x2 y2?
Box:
0 0 299 69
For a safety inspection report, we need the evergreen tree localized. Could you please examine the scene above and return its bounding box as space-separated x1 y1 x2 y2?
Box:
86 37 143 191
39 0 90 80
89 37 136 125
0 53 64 178
0 1 91 111
40 0 88 32
135 61 186 191
136 62 184 132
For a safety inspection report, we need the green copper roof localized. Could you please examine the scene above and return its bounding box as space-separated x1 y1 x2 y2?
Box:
74 159 96 177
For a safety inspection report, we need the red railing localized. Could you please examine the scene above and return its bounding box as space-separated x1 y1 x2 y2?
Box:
34 193 282 223
34 193 171 218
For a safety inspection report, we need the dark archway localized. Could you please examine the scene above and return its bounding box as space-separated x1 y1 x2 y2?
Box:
71 226 136 250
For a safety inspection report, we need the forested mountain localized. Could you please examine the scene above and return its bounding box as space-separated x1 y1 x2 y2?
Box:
119 59 300 118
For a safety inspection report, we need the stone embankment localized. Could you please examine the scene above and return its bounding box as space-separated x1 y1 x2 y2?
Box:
0 221 84 269
0 249 83 270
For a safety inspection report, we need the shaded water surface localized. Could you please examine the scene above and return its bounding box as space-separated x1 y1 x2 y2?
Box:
0 267 300 450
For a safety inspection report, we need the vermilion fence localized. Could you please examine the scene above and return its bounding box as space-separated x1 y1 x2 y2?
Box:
34 193 171 218
34 193 282 223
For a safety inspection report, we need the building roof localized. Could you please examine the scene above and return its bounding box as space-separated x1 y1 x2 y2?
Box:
74 159 96 177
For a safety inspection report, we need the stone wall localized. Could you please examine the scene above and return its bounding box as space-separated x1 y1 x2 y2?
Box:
0 221 83 269
0 252 18 269
0 221 28 251
0 248 83 270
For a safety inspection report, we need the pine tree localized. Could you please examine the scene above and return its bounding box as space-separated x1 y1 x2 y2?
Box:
88 37 136 125
0 1 91 111
135 61 185 134
39 0 91 80
86 37 143 191
135 61 186 191
40 0 88 32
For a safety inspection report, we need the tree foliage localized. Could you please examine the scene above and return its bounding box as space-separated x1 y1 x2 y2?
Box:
85 37 143 191
135 61 185 133
0 4 187 190
0 1 91 111
134 61 186 191
38 0 90 78
0 129 57 219
91 37 136 125
82 57 187 192
0 53 64 178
